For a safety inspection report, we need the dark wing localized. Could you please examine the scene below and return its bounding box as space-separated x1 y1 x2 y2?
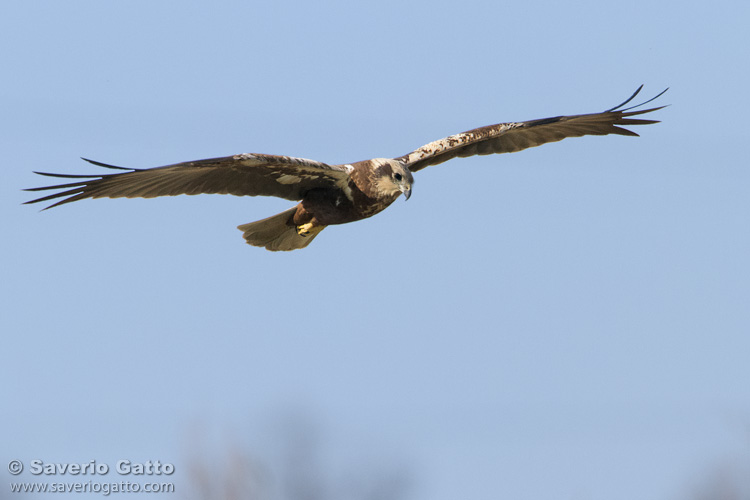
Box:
25 153 352 209
396 86 668 173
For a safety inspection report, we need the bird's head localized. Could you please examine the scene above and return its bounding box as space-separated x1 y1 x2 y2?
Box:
371 158 414 201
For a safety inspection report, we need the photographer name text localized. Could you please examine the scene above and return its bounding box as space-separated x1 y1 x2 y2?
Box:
11 460 174 476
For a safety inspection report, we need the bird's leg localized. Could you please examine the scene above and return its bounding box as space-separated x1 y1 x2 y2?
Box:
292 205 325 238
296 222 324 238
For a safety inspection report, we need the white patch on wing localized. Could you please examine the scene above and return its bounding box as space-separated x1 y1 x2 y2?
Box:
404 124 516 164
276 174 302 184
334 165 354 201
340 181 353 201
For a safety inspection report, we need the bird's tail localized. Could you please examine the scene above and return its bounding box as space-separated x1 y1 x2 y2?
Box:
237 207 325 251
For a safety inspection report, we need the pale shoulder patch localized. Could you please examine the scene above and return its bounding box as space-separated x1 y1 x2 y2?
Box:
276 174 302 185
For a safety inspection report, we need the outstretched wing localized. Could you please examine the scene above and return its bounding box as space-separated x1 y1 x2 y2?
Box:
396 86 668 173
25 153 352 209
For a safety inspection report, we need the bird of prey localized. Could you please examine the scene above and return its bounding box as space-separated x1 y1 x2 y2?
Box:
25 86 666 251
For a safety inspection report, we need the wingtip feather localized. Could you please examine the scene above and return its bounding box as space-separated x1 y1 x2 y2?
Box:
607 86 669 113
81 157 133 171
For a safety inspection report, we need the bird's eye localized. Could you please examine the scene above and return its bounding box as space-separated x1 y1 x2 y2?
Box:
394 173 403 181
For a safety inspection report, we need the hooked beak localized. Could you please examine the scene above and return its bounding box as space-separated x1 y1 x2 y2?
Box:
402 186 411 201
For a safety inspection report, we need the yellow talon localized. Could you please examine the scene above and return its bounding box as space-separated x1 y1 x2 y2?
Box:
296 222 315 237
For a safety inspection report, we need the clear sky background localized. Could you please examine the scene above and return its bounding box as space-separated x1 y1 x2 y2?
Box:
2 1 749 499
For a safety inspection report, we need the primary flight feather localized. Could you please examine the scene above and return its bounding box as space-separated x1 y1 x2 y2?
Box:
25 86 667 251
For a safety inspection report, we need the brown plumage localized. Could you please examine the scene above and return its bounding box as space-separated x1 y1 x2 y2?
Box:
25 86 667 251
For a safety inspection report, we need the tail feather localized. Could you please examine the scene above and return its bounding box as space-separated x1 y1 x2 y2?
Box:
237 207 324 252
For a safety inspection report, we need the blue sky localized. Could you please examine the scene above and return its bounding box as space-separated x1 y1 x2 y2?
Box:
2 1 749 499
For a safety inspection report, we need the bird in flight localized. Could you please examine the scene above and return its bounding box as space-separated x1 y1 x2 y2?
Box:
26 86 666 251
